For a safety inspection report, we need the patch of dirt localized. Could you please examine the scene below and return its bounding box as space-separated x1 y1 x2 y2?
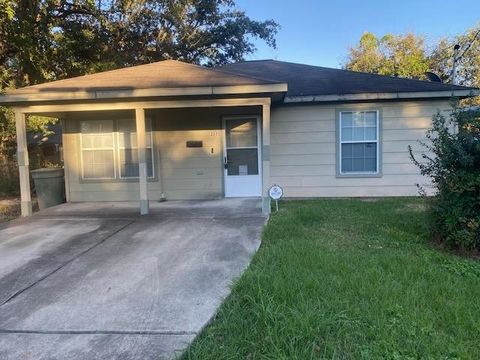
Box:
395 202 427 212
358 198 382 202
431 236 480 262
0 197 38 223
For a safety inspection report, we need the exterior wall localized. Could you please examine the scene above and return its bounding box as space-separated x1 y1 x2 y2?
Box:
270 100 449 197
62 107 259 202
62 99 449 202
152 108 224 200
63 110 163 202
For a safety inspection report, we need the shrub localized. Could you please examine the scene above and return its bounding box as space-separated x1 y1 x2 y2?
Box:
409 100 480 251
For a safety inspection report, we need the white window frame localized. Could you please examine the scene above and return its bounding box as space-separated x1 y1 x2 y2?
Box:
79 120 116 180
339 110 380 175
79 119 155 181
117 119 155 180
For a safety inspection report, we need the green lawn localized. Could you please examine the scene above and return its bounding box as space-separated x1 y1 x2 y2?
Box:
183 198 480 360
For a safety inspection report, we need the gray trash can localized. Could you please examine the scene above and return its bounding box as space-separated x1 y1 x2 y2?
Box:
31 168 65 210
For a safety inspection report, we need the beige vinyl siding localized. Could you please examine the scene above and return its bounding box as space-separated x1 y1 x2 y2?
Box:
270 100 448 197
63 107 259 202
153 109 223 200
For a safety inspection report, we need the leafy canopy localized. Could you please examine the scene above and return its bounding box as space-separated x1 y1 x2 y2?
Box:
344 32 430 79
0 0 279 144
1 0 278 86
344 25 480 90
429 26 480 87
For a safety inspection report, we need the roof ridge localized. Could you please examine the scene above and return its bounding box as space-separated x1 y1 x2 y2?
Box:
181 60 281 84
213 65 281 84
225 59 275 64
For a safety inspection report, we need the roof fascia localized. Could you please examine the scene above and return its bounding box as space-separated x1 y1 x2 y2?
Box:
284 89 480 103
0 83 288 105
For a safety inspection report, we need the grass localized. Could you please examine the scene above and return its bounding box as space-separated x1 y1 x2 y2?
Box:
183 198 480 360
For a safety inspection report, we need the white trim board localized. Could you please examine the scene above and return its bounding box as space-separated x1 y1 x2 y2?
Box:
0 84 287 104
284 89 479 103
15 97 272 114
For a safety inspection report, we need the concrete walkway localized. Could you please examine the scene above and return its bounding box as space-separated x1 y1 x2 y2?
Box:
0 198 265 359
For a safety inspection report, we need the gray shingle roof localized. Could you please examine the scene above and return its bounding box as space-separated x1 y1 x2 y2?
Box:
9 60 280 95
218 60 476 97
4 59 477 106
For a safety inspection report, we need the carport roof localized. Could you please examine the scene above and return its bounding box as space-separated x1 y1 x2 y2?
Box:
1 60 287 104
9 60 280 93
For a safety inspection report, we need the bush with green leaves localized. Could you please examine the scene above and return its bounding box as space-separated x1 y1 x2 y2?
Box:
409 100 480 251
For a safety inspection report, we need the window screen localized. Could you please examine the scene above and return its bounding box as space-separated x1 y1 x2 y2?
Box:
226 149 259 175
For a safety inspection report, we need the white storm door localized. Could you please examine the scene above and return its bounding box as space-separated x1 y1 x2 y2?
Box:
223 116 262 197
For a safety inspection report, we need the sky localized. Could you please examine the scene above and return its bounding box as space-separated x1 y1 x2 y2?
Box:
235 0 480 68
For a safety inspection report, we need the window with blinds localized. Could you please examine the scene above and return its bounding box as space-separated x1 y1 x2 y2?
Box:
79 119 154 180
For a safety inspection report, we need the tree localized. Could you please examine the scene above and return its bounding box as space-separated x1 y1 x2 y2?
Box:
344 32 430 79
342 32 383 74
0 0 279 88
102 0 279 66
0 0 111 150
380 33 430 79
430 25 480 87
0 0 279 151
344 25 480 91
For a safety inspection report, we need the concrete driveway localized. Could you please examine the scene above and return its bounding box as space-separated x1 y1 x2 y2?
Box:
0 198 265 359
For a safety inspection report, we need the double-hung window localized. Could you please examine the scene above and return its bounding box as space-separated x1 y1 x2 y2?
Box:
117 119 154 178
80 120 116 179
339 111 379 175
80 119 154 180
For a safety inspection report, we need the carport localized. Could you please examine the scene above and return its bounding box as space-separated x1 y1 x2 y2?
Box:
0 60 287 216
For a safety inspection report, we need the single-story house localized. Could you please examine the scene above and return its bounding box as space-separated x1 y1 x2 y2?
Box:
0 60 478 216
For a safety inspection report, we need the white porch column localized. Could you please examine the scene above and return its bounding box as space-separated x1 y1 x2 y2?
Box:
262 102 271 215
15 109 32 216
135 108 149 215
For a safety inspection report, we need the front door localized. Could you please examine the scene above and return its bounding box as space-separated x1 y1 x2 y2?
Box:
223 116 262 197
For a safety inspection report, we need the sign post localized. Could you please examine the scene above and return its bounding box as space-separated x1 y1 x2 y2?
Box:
268 184 284 212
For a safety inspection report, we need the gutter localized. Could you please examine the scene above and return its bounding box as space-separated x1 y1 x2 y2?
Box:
284 89 480 103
